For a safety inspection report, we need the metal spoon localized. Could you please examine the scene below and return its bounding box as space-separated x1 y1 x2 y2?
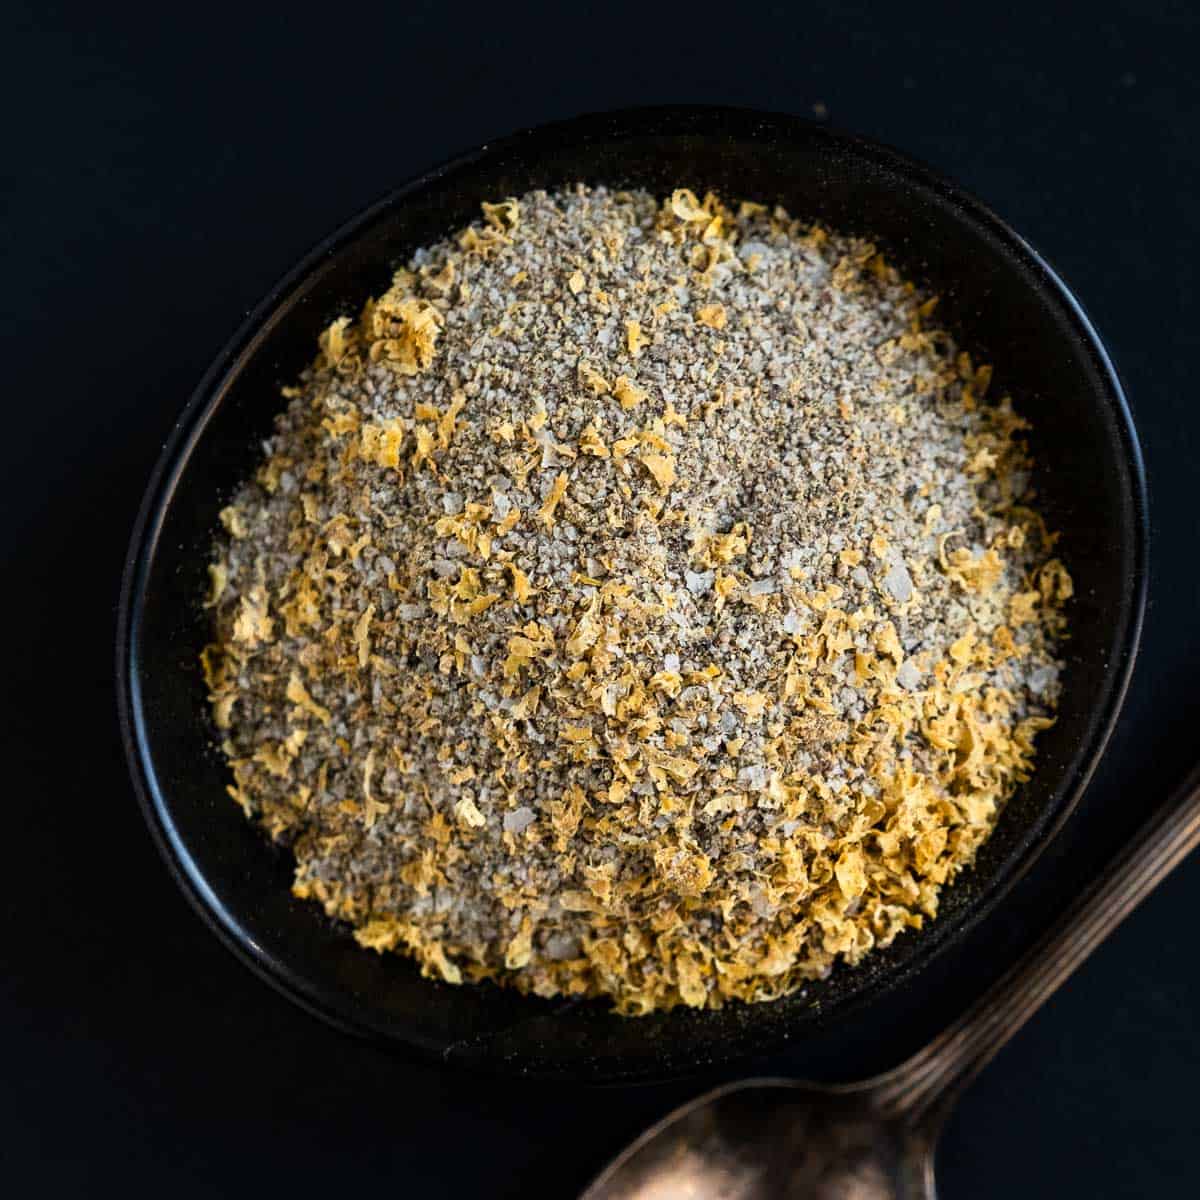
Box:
583 766 1200 1199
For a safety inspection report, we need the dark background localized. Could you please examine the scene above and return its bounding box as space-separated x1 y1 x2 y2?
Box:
5 1 1199 1195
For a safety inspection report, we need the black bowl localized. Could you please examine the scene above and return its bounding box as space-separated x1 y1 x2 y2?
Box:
118 106 1147 1082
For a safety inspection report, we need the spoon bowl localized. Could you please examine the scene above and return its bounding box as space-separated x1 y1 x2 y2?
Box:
583 767 1200 1198
583 1080 931 1200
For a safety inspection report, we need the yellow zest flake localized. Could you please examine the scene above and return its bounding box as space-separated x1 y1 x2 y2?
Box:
669 188 707 223
279 577 322 636
505 916 534 970
286 672 331 725
645 747 700 785
565 595 603 658
204 562 228 608
649 670 683 698
626 320 647 355
232 586 273 647
966 445 998 476
481 197 520 232
875 621 903 666
610 433 640 460
1009 592 1039 626
438 390 468 447
361 749 390 829
318 316 357 369
579 423 609 457
360 418 407 471
448 763 475 792
200 646 232 714
508 564 533 604
652 843 713 897
697 522 751 566
511 685 541 719
733 691 769 721
697 303 727 330
464 592 501 617
367 284 442 375
322 406 359 438
607 778 630 805
834 847 868 900
411 424 438 471
639 451 676 492
546 784 587 851
662 401 687 429
713 570 738 614
454 795 487 829
538 472 569 527
254 740 296 779
949 628 977 664
939 538 1005 594
220 505 248 538
458 222 510 260
436 505 496 558
577 360 610 396
567 270 586 295
613 375 648 410
1038 559 1074 605
353 603 375 668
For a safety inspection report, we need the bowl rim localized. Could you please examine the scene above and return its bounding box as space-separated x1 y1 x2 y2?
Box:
116 103 1149 1075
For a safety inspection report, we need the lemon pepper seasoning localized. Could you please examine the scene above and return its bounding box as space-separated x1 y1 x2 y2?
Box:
204 186 1068 1014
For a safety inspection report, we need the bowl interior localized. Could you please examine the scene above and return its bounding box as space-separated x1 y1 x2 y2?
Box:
123 108 1145 1081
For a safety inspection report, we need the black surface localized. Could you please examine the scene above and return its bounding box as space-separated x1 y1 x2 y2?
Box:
120 106 1146 1079
5 1 1199 1195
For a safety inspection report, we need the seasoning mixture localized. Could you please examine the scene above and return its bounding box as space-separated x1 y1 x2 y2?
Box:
202 186 1070 1014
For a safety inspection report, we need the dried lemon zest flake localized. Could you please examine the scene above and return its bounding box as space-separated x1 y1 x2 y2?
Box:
219 505 247 538
360 418 406 471
508 564 533 604
366 280 442 375
577 360 610 395
613 375 647 410
205 562 228 608
538 472 569 527
286 672 331 725
639 452 676 491
481 197 520 232
353 604 375 668
578 423 609 458
318 316 357 369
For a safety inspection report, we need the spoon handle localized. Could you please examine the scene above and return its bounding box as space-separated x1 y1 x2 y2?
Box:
877 763 1200 1123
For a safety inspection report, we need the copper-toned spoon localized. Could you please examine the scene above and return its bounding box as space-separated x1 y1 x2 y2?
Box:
583 766 1200 1199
